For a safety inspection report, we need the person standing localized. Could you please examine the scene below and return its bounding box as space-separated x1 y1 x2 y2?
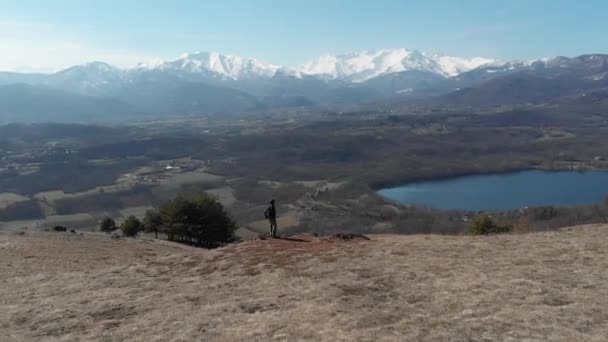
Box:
264 199 277 237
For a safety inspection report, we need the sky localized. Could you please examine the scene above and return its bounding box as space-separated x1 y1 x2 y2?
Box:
0 0 606 72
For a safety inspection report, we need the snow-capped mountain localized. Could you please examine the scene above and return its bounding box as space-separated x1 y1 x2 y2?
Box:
3 49 607 122
58 61 123 75
48 62 128 94
128 49 499 82
135 51 282 80
297 48 497 82
426 53 498 77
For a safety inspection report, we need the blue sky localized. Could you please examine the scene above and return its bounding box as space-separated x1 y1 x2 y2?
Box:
0 0 606 72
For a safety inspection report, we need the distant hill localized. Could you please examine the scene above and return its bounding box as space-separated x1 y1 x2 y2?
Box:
439 73 578 106
110 79 264 115
438 55 608 107
0 84 140 123
2 52 608 122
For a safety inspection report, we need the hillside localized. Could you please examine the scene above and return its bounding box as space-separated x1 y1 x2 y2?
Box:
0 84 140 122
2 226 608 341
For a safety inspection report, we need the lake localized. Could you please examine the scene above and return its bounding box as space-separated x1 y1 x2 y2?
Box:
377 170 608 211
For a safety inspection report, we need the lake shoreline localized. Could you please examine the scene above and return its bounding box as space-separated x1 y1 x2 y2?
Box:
376 169 608 211
370 164 608 192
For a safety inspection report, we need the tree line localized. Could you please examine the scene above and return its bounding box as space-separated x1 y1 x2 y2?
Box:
100 193 237 248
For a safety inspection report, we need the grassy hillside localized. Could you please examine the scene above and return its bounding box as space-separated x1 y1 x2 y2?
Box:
2 226 608 341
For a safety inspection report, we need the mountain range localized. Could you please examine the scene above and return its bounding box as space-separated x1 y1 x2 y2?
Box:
1 49 607 122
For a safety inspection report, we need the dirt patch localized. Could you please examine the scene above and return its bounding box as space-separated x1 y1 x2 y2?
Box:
327 233 370 241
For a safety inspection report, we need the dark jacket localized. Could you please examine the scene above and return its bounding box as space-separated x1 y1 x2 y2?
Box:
265 205 276 220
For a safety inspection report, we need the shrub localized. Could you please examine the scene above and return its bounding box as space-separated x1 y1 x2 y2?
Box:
467 215 512 235
100 217 117 233
120 216 142 237
53 225 67 232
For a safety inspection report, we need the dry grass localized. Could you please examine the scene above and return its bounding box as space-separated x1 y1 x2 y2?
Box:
2 225 608 341
0 213 97 232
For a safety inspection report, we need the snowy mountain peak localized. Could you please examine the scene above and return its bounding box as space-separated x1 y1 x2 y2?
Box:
49 49 518 86
57 61 122 75
298 48 497 82
127 49 501 82
426 54 497 77
50 61 127 94
139 51 282 80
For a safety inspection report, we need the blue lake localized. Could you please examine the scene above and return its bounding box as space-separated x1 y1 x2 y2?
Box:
377 170 608 211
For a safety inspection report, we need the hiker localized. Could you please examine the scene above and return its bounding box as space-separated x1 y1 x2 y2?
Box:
264 199 277 237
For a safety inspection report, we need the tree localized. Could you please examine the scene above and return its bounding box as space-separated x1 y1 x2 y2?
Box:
155 193 237 248
121 216 142 237
100 217 117 233
143 209 162 238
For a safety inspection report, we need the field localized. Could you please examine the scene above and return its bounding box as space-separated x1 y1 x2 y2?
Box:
2 225 608 341
0 193 29 209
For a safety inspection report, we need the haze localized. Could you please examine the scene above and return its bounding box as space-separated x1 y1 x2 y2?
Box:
1 0 607 71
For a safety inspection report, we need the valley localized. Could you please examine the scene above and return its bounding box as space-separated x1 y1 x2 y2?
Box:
2 51 608 236
2 2 607 341
3 96 608 235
